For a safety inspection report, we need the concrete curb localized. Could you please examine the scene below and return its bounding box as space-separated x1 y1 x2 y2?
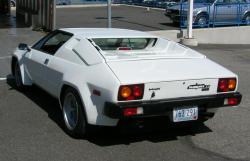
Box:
149 30 181 42
120 4 165 11
56 4 121 8
149 26 250 44
55 4 165 11
180 37 198 46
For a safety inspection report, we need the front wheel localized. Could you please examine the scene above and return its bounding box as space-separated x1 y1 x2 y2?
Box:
243 13 250 25
14 62 25 90
62 88 88 138
195 14 208 28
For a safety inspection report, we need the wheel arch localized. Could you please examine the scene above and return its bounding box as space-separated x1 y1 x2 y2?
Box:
243 11 250 19
59 83 89 122
195 11 209 19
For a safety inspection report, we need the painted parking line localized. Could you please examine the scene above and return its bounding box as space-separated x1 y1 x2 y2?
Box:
0 56 12 81
0 78 7 81
0 56 11 60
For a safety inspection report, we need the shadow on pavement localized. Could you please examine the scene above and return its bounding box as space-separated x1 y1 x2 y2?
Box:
87 119 212 146
0 13 29 29
95 16 124 19
7 76 65 131
159 22 180 28
7 77 212 146
112 18 164 30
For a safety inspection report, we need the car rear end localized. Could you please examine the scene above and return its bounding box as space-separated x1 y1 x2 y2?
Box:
104 78 241 123
89 37 242 124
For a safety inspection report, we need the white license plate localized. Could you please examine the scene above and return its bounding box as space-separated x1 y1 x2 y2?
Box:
173 106 198 122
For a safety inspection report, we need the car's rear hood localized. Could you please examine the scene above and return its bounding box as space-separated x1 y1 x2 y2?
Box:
107 58 236 84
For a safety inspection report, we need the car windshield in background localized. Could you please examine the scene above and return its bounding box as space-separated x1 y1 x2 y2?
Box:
92 38 157 50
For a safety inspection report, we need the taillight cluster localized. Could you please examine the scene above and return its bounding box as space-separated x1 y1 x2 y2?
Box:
217 78 237 92
118 84 144 101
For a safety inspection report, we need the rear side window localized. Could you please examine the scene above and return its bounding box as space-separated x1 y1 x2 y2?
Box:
33 31 73 55
92 38 156 50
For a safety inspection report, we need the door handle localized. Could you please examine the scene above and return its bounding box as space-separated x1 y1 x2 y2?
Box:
44 58 49 65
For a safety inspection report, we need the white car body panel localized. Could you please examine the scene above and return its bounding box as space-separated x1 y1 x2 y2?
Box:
73 39 104 66
12 28 240 126
107 59 237 101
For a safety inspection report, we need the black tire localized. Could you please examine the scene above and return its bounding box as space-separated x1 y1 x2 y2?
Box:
62 87 88 138
243 13 250 25
195 14 209 28
14 62 26 90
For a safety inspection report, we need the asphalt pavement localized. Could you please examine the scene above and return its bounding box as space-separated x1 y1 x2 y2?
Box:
56 5 178 31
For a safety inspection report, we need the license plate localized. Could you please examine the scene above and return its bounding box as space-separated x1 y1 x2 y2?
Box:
173 106 198 122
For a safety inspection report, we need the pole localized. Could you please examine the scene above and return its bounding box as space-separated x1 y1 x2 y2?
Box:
52 0 56 30
107 0 112 28
187 0 193 38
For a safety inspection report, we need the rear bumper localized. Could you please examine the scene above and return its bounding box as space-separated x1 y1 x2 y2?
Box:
104 92 242 119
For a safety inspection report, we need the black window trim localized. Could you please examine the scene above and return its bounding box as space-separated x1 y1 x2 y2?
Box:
31 30 73 56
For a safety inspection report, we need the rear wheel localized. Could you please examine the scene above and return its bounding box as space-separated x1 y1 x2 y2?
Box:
62 88 88 138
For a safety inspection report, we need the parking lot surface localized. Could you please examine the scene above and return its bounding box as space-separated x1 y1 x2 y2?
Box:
56 5 178 30
0 28 250 161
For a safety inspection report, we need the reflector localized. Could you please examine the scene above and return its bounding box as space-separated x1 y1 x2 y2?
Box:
123 107 144 116
228 98 238 105
123 108 137 116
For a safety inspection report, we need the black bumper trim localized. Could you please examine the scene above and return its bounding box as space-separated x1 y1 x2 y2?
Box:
104 92 242 119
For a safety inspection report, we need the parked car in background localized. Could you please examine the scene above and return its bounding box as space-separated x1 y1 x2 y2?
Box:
56 0 71 5
143 0 157 6
11 28 242 137
10 0 16 7
165 0 250 27
156 0 177 8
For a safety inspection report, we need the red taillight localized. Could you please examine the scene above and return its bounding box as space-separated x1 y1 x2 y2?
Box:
118 84 144 101
217 78 236 92
133 85 143 97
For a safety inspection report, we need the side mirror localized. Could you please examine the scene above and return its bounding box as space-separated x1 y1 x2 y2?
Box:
18 43 31 52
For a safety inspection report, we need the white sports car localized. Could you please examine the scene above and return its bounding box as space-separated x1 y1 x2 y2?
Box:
11 28 242 137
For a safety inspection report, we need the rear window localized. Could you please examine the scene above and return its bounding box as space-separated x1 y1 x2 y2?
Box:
92 38 156 50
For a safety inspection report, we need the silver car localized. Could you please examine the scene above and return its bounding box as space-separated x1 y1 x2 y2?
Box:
165 0 250 27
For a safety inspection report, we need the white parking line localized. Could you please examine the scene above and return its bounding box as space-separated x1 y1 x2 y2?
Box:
0 56 12 60
0 56 11 81
0 78 7 81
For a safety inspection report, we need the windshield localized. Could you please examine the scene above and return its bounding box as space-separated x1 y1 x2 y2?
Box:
92 38 157 50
